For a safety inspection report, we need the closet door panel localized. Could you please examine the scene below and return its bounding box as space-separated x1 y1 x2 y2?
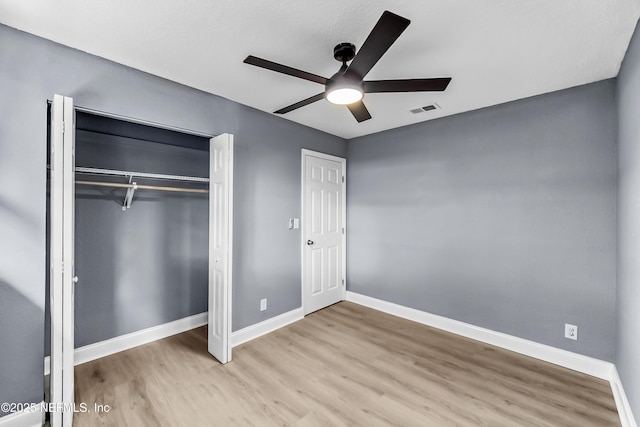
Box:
49 94 76 427
208 134 233 364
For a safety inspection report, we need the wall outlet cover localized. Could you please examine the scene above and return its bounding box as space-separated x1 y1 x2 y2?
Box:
565 323 578 340
260 298 267 311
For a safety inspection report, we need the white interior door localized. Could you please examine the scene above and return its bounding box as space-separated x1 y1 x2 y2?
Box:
302 150 346 315
208 134 234 363
50 94 76 427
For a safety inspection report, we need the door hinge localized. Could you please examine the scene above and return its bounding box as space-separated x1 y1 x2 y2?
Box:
342 176 345 183
342 279 345 287
342 227 345 234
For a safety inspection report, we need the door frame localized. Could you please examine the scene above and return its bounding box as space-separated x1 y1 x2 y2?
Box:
300 149 347 314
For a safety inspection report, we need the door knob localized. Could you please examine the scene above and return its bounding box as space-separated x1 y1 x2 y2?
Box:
73 276 79 284
307 240 314 246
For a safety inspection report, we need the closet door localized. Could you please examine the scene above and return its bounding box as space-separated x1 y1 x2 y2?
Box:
50 94 76 427
208 134 233 363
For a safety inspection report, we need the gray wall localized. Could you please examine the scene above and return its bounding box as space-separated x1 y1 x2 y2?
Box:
0 24 345 416
617 18 640 420
347 81 617 361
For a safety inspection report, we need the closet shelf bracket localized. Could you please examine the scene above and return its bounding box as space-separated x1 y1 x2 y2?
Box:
123 175 137 211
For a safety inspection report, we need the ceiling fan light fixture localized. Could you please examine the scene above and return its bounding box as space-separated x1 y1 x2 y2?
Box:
325 78 364 105
326 87 363 105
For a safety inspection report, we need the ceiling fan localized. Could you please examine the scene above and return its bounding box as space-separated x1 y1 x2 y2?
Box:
243 10 452 123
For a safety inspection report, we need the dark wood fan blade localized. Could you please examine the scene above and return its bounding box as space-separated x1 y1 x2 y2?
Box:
345 11 410 80
274 93 326 114
364 78 452 93
347 101 372 122
244 56 328 85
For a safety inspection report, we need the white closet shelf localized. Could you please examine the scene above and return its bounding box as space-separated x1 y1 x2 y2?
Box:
74 166 208 211
75 166 209 182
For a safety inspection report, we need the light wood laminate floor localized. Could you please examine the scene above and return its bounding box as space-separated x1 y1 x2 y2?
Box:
74 302 620 426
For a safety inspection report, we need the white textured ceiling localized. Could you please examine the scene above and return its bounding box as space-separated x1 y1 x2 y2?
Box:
1 0 639 139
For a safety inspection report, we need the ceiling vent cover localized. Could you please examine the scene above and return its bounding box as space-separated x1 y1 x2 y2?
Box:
411 103 440 114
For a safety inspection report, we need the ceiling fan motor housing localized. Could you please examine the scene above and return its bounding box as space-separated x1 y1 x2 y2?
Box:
328 43 362 97
326 73 363 93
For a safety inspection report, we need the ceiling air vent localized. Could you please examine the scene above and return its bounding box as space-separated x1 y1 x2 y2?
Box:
410 103 440 114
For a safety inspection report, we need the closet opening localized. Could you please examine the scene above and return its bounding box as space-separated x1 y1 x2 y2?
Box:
71 108 211 344
46 97 233 426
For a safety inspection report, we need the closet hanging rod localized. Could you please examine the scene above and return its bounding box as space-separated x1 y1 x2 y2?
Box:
76 180 208 194
75 166 209 183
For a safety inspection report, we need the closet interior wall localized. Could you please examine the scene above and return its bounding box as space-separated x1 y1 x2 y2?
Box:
45 112 211 353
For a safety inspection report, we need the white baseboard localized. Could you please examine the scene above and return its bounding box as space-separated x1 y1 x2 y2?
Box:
43 307 306 375
0 401 44 427
611 366 638 427
231 307 304 347
45 312 208 375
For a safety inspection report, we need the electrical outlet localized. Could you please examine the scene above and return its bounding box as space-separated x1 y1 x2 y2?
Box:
260 298 267 312
565 323 578 340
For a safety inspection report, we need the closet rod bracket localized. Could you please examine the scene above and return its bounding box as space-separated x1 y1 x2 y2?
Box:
122 175 137 211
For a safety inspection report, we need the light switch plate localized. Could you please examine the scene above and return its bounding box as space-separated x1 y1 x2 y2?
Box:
288 218 300 229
